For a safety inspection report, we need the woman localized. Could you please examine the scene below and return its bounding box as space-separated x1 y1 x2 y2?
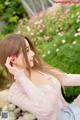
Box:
0 33 80 120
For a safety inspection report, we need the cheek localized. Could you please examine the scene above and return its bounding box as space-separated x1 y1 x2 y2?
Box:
23 58 26 66
16 55 25 68
20 57 26 67
27 52 31 59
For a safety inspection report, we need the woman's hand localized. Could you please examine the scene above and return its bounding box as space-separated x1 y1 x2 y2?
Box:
5 57 24 76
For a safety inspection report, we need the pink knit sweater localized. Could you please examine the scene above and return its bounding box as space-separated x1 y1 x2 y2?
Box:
8 70 80 120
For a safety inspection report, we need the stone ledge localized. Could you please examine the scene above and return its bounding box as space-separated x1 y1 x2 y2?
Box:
0 89 37 120
0 89 9 108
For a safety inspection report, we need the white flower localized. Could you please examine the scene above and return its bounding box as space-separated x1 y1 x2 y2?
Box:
39 19 43 24
76 4 80 7
72 41 77 45
56 49 59 52
5 1 10 5
17 31 21 34
39 29 43 33
47 50 51 54
34 21 39 25
71 14 74 18
78 32 80 35
19 19 23 24
74 33 78 37
62 40 66 44
31 33 34 36
35 20 42 25
56 29 59 32
77 28 80 32
74 32 80 37
77 19 80 23
26 26 30 31
58 32 63 36
42 54 46 58
53 44 56 47
76 12 80 16
78 16 80 19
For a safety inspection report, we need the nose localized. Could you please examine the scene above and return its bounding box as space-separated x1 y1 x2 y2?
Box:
30 50 35 57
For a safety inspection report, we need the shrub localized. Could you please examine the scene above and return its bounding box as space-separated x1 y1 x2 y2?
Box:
0 4 80 102
0 0 27 36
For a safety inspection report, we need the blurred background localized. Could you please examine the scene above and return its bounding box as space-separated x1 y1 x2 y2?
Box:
0 0 80 103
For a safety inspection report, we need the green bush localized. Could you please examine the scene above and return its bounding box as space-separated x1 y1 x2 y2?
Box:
14 5 80 102
0 5 80 102
0 0 27 36
16 5 80 73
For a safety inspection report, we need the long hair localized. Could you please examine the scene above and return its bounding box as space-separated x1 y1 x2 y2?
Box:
0 34 65 90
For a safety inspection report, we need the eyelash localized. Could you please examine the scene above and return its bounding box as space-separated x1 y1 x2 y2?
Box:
26 48 29 52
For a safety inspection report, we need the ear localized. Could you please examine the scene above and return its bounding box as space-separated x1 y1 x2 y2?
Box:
10 54 17 63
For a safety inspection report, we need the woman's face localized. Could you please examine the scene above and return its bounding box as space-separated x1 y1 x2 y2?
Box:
13 39 35 69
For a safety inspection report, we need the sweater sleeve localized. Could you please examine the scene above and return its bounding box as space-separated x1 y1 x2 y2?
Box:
13 70 54 115
8 83 36 113
14 69 46 102
61 73 80 86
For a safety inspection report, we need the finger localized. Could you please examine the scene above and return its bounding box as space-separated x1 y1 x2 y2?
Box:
5 61 16 74
8 57 17 66
5 57 11 64
6 58 17 69
6 56 13 65
5 56 18 70
5 57 9 67
5 57 13 68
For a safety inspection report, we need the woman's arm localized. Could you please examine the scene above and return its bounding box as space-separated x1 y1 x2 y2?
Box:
61 73 80 86
5 57 55 115
49 68 80 86
14 69 46 102
8 84 35 113
13 69 55 113
8 81 54 117
8 85 54 117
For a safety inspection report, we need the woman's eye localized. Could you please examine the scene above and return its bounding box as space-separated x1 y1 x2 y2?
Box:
26 48 29 52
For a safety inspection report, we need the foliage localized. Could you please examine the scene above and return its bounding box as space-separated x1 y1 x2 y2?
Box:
0 4 80 102
14 5 80 102
0 0 27 36
0 65 8 90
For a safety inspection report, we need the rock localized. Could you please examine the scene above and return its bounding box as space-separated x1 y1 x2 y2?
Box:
0 89 9 108
2 105 8 111
8 117 16 120
8 111 17 120
14 108 21 114
8 103 16 111
23 112 36 120
0 89 9 100
6 83 11 89
0 98 9 109
17 116 24 120
14 108 21 119
0 89 37 120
